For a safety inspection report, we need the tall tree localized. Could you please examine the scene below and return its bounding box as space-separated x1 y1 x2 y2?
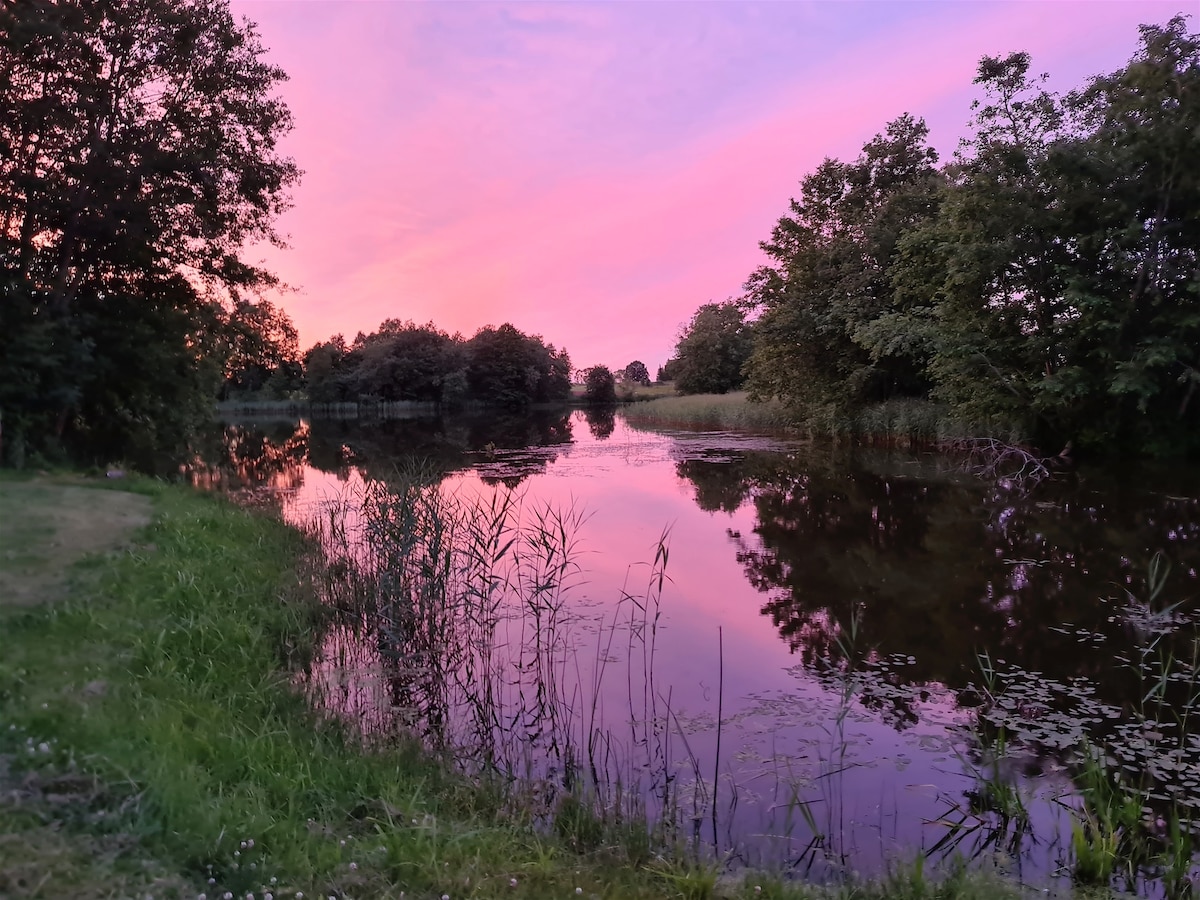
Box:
921 51 1072 438
927 18 1200 453
744 115 943 416
0 0 298 465
222 298 301 398
673 301 753 395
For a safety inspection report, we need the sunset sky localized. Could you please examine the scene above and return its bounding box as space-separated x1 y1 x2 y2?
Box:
230 0 1186 373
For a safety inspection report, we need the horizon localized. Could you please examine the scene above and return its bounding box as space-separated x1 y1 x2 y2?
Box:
231 0 1187 372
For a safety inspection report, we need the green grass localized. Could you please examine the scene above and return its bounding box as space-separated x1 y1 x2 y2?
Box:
0 478 1083 899
619 392 796 433
621 394 1024 448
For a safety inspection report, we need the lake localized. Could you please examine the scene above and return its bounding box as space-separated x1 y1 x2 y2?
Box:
192 408 1200 891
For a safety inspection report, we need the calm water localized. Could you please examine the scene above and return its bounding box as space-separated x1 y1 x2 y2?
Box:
193 409 1200 887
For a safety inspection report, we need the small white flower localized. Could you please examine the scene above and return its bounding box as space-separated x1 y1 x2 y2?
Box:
234 850 241 858
208 878 216 886
246 893 255 900
348 862 357 870
575 889 583 896
198 895 207 900
264 894 273 900
247 838 255 848
296 894 303 900
441 894 449 900
754 888 762 895
37 742 50 753
269 878 277 885
509 878 518 887
240 841 247 850
339 840 346 847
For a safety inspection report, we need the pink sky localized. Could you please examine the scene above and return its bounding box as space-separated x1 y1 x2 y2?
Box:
231 0 1186 374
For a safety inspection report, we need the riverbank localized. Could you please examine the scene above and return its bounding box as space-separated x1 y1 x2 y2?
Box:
619 394 1025 448
0 475 1069 899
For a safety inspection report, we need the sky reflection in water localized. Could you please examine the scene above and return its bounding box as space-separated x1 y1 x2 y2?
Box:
194 410 1200 884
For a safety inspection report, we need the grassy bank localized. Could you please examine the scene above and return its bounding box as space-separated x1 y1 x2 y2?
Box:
0 476 1060 899
619 392 796 433
620 394 1021 447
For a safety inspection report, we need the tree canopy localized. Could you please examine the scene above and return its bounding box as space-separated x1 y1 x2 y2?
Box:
0 0 299 468
671 301 754 395
582 365 617 404
738 15 1200 456
300 321 572 410
620 360 651 386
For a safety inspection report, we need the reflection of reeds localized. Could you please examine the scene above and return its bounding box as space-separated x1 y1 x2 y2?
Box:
301 465 687 845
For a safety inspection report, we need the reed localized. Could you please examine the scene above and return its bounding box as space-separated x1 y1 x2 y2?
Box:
305 466 691 843
621 392 796 432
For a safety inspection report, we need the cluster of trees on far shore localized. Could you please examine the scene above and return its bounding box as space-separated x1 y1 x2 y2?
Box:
301 320 571 409
663 16 1200 456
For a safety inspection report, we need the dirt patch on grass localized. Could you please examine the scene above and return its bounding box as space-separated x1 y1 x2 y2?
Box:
0 482 152 608
0 752 191 900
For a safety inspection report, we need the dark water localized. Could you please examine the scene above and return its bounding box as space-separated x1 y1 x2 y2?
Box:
191 409 1200 887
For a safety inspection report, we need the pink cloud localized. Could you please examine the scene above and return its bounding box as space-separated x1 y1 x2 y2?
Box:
233 0 1184 369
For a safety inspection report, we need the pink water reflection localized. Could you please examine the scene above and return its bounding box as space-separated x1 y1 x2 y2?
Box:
244 411 1078 878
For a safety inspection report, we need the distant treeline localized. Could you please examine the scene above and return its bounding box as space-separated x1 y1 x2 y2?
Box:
300 320 572 409
663 16 1200 457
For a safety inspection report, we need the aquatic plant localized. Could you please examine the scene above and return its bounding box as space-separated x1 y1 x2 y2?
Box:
962 554 1200 894
303 466 691 846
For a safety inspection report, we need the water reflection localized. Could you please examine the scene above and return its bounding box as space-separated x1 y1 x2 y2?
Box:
190 409 575 491
674 450 1200 702
190 411 1200 888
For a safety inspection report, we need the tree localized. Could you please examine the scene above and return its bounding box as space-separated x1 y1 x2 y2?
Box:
465 323 571 408
223 298 301 398
344 320 462 403
303 336 349 404
621 360 651 386
582 365 617 404
0 0 298 465
673 301 753 394
743 115 943 416
925 17 1200 453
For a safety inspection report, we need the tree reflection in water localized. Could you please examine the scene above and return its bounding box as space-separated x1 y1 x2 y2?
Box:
675 449 1200 715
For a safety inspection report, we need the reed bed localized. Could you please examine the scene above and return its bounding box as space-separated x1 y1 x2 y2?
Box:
620 392 796 432
302 465 687 845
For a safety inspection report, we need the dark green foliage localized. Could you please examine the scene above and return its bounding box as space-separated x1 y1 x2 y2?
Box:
582 365 617 404
344 320 464 404
743 15 1200 457
303 320 572 410
744 114 942 416
673 301 753 394
926 19 1200 454
465 323 571 408
0 0 299 468
222 298 303 400
621 360 651 386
